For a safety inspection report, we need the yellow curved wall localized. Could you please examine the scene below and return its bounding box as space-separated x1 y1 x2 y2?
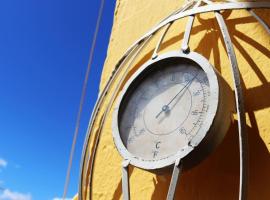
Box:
82 1 270 199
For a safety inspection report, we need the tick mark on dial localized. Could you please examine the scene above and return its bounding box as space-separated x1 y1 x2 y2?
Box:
192 110 203 115
203 77 208 83
179 127 187 135
193 90 201 96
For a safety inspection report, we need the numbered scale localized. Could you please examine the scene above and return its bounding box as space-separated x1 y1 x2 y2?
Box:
112 51 234 199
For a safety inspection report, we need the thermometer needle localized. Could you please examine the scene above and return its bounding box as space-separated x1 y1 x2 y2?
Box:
155 72 199 119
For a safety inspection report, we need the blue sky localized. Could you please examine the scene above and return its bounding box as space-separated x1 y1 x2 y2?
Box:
0 0 115 199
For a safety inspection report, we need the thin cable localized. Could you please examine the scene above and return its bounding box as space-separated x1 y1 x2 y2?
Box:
62 0 105 199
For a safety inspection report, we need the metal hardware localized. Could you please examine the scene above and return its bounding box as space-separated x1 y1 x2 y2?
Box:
166 158 183 200
152 23 172 59
248 9 270 35
181 0 202 53
215 11 248 200
181 15 195 53
122 160 131 200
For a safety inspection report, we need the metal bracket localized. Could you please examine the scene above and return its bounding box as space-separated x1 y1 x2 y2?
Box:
215 11 248 200
181 15 194 53
166 158 183 200
248 9 270 35
152 23 172 59
122 159 131 200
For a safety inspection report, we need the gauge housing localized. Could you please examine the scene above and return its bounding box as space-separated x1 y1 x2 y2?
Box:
112 51 234 170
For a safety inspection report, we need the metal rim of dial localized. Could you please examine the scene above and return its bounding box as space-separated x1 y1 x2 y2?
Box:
112 51 219 170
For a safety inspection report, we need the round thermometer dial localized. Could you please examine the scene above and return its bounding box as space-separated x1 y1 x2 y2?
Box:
120 62 208 160
112 52 233 170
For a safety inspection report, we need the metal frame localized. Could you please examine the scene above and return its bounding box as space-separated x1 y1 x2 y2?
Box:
79 1 270 200
215 10 248 200
79 36 152 200
122 159 130 200
167 158 183 200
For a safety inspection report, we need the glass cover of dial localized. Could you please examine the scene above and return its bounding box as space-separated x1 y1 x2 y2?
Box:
119 59 210 161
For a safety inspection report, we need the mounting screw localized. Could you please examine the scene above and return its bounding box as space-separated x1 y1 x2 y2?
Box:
181 45 190 54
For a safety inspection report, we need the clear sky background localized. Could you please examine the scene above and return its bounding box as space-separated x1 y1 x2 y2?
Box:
0 0 115 199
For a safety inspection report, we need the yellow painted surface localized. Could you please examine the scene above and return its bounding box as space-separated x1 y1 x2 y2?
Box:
80 1 270 199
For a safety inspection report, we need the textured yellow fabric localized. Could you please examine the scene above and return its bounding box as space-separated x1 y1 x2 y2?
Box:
79 1 270 199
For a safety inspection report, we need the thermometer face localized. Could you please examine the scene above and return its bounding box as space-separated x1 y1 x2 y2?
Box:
118 59 210 161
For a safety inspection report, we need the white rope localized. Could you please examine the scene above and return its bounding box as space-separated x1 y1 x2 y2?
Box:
62 0 105 199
